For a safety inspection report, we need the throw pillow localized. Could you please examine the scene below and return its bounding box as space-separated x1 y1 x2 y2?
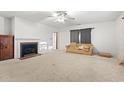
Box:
83 45 90 49
78 45 84 50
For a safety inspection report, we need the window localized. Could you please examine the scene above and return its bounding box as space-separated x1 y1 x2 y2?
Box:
70 28 92 44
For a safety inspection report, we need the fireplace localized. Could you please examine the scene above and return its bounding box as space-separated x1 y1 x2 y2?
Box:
20 42 38 58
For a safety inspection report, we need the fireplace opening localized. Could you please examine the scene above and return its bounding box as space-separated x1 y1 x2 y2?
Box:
20 42 38 58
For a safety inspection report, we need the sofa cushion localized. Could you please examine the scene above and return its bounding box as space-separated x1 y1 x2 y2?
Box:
75 46 80 50
83 48 90 52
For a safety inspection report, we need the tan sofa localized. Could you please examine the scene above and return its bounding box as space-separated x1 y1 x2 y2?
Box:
66 42 93 55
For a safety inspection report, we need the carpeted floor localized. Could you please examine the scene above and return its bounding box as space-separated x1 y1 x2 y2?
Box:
0 50 124 82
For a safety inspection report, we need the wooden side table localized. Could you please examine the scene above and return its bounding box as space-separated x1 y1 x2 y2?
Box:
98 52 113 58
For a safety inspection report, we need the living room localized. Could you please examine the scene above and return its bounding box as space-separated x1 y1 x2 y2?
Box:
1 0 124 92
0 11 124 82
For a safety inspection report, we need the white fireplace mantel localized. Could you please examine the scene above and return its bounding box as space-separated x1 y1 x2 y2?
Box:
14 38 41 58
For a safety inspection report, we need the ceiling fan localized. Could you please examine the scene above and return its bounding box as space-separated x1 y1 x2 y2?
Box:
48 11 75 23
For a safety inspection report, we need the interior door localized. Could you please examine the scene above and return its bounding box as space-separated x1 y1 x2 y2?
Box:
53 32 56 49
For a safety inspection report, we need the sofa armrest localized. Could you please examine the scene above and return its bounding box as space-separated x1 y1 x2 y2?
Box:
66 45 70 48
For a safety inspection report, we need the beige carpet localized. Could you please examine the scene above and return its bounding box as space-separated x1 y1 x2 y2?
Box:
0 50 124 82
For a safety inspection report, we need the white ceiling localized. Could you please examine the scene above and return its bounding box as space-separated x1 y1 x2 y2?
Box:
0 11 122 28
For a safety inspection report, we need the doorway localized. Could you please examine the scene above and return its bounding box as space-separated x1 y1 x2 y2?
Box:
53 32 58 49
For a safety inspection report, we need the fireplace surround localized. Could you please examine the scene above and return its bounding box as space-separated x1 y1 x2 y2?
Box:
20 42 38 58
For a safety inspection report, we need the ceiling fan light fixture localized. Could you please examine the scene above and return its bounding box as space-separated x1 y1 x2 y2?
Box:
57 18 65 23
